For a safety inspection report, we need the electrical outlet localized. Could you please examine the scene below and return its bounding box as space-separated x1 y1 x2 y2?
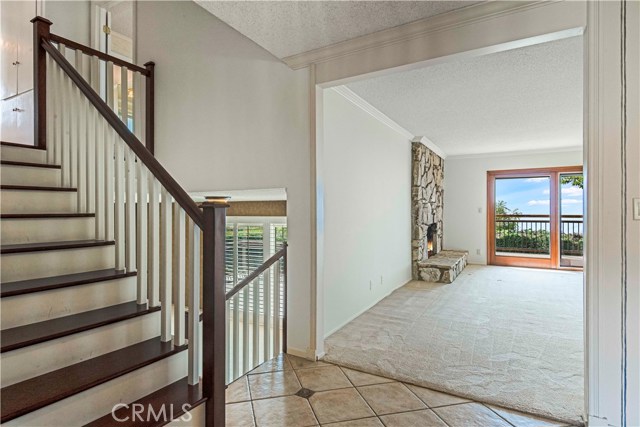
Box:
380 275 383 285
634 198 640 220
369 280 372 291
476 249 481 255
478 207 482 213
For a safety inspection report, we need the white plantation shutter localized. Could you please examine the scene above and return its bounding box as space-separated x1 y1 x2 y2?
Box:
225 219 287 315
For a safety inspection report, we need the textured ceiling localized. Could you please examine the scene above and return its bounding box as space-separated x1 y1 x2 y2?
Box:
346 36 584 156
194 1 479 59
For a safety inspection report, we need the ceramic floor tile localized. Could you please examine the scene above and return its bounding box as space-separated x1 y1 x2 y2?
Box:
322 417 384 426
357 382 426 415
434 402 512 427
488 405 565 427
253 395 318 427
288 354 331 370
341 367 394 386
379 409 447 427
404 384 470 408
248 369 302 399
249 353 293 375
226 401 255 427
296 366 352 391
226 376 251 403
309 387 376 424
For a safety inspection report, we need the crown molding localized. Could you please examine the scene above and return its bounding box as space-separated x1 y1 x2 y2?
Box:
283 1 555 70
331 86 413 139
445 145 582 160
412 136 447 160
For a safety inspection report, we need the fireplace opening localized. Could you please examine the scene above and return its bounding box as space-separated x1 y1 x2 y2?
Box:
427 223 437 257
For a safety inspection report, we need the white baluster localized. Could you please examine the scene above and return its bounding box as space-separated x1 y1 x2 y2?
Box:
252 279 259 366
125 147 136 271
114 139 125 269
226 299 232 384
148 177 160 307
263 267 271 361
74 52 86 212
59 46 70 187
121 66 128 127
85 98 95 215
172 205 186 346
274 260 281 354
54 59 63 167
91 56 100 92
94 116 105 240
46 55 54 165
160 189 173 342
106 62 114 111
187 221 201 385
232 291 240 380
242 285 249 373
136 163 148 304
104 129 115 240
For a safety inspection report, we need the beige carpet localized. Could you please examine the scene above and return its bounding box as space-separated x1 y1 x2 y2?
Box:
323 265 584 425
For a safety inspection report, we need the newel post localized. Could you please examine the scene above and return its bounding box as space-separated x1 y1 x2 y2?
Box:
201 199 228 427
31 16 52 149
144 61 155 154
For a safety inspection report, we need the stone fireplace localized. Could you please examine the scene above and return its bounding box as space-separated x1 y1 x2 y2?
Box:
411 141 444 279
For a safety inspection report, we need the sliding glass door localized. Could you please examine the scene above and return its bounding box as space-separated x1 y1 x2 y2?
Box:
487 167 583 269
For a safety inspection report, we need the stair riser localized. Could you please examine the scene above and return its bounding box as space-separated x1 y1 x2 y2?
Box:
3 350 187 426
1 311 161 387
1 276 137 329
1 246 115 282
167 403 205 427
0 146 47 163
1 165 61 186
0 217 95 244
1 189 76 214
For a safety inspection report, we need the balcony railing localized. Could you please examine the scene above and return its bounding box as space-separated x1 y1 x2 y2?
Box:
495 214 583 257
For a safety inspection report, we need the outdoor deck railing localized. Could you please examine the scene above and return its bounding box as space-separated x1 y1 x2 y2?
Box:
495 214 583 256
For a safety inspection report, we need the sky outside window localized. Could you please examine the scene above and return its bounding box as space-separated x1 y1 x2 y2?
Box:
495 176 583 216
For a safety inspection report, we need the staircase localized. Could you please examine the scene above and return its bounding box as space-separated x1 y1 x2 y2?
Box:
0 17 227 426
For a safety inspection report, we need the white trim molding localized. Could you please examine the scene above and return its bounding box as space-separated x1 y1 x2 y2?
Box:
331 86 448 159
445 145 582 160
285 1 558 70
412 136 447 160
331 86 412 140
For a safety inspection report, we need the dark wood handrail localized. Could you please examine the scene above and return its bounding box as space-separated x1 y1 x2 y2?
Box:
42 39 204 228
225 244 287 301
50 33 149 75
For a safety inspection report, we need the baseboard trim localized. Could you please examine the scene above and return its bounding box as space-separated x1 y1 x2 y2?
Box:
324 279 410 339
286 346 317 361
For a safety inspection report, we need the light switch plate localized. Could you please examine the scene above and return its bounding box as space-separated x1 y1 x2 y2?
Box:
634 198 640 220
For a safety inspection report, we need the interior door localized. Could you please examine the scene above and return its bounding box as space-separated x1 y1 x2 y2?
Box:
487 166 583 269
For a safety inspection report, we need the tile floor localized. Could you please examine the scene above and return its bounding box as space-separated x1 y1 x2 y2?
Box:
226 353 573 427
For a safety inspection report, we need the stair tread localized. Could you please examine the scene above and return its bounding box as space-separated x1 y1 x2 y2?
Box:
1 213 95 219
1 239 115 254
85 377 205 426
1 301 160 353
1 268 137 298
1 160 61 169
0 141 46 150
0 337 187 423
0 184 77 191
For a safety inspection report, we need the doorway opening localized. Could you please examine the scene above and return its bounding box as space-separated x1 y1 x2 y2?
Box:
487 166 584 269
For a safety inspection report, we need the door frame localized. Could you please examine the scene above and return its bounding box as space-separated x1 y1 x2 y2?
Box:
487 165 583 269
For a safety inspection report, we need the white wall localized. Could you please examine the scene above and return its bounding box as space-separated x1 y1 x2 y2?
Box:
46 0 91 45
322 88 412 337
443 150 582 265
135 1 312 356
